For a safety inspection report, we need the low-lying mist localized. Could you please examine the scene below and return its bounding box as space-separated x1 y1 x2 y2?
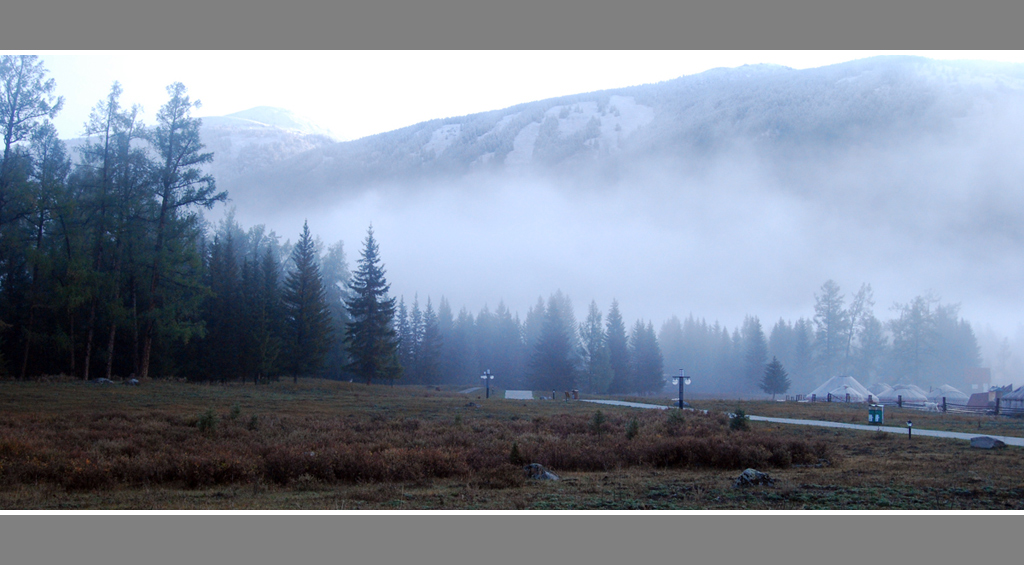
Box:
222 95 1024 383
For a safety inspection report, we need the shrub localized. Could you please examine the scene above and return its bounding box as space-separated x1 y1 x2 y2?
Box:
197 408 217 435
730 409 750 431
591 411 606 436
228 404 241 420
626 418 640 440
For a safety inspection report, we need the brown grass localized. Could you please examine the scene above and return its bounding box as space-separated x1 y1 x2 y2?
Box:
1 379 1022 509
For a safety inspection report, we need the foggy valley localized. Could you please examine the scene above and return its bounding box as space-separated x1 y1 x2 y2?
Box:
204 56 1024 389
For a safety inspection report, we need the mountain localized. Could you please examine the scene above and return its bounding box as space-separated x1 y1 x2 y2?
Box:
198 57 1024 342
213 56 1024 212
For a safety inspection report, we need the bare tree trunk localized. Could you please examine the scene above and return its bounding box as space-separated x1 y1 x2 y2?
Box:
83 299 96 380
105 323 116 380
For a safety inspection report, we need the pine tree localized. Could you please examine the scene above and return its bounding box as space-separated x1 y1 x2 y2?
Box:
282 221 333 382
581 300 613 393
629 320 664 395
813 280 848 379
417 297 443 384
742 316 769 391
528 295 577 392
606 299 630 393
761 356 791 400
344 225 400 384
138 82 226 379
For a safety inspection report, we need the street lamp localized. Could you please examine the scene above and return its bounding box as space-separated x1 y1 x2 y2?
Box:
672 369 691 409
481 369 494 399
907 420 913 439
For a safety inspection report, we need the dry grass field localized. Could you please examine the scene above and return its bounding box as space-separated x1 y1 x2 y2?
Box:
1 378 1022 510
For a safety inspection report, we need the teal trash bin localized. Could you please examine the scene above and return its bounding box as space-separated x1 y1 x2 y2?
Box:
869 404 884 424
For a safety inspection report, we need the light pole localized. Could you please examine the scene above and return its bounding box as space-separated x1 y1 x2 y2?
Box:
672 369 691 409
907 420 912 439
481 370 494 399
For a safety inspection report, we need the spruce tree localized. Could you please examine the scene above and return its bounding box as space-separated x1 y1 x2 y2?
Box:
605 299 630 393
528 295 577 391
761 356 791 400
344 225 401 384
581 300 613 393
417 297 443 384
282 221 333 382
629 320 665 395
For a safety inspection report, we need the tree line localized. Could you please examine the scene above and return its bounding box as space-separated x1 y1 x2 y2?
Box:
658 281 982 395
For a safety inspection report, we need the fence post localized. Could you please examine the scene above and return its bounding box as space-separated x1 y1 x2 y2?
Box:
812 394 816 402
827 393 832 402
942 397 947 413
995 397 1000 415
846 393 850 403
898 395 902 408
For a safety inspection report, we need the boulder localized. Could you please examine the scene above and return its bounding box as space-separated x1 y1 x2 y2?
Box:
734 468 774 487
123 378 139 386
523 463 559 481
970 436 1006 449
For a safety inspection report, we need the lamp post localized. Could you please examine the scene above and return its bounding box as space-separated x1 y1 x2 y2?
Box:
907 420 912 439
672 369 691 409
481 370 494 399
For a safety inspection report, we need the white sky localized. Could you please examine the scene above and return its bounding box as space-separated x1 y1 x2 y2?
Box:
26 50 1024 141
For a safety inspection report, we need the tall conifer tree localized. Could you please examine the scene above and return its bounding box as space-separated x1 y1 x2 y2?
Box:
282 221 333 382
344 225 401 384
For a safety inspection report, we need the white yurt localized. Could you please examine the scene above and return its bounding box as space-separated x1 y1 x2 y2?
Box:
808 376 872 402
882 384 928 403
906 384 930 398
1000 387 1024 412
828 385 871 403
926 384 969 404
868 382 892 396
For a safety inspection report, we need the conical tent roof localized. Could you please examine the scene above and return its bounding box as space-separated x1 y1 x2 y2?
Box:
808 376 871 399
927 385 969 403
868 383 892 395
828 385 871 402
886 384 928 402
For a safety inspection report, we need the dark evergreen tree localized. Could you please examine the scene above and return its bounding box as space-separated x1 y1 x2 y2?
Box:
629 320 664 395
0 55 64 235
528 295 577 392
344 225 401 384
138 82 226 378
742 315 769 391
417 297 443 384
581 300 613 393
320 239 351 379
605 299 631 393
282 221 333 382
761 356 791 400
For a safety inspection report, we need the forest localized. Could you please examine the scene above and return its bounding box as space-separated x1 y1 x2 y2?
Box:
0 55 984 396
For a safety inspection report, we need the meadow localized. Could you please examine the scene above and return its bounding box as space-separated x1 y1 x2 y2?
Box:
1 378 1021 510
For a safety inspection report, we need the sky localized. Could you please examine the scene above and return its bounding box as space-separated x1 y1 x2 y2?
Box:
30 50 1024 142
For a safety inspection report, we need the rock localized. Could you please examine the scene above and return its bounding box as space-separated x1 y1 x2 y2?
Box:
734 468 774 487
524 463 559 481
123 378 139 386
91 378 115 385
970 436 1006 449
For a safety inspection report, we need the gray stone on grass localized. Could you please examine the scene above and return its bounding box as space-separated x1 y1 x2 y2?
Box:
524 463 559 481
970 436 1006 449
734 468 774 487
